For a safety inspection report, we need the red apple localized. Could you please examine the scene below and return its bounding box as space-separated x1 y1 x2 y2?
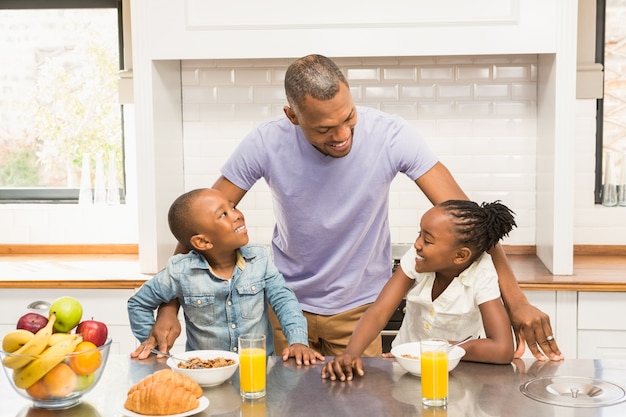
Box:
76 319 108 347
16 312 49 333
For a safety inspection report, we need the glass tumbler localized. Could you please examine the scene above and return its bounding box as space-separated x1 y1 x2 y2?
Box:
602 150 618 207
619 153 626 206
238 334 266 399
421 338 449 407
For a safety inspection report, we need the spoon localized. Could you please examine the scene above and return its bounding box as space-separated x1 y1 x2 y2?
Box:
448 336 472 351
150 349 200 369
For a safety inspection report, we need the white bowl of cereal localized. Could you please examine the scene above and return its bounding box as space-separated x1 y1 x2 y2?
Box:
166 350 239 387
391 342 465 376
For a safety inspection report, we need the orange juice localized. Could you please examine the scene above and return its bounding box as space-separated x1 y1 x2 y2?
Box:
239 347 266 394
421 350 448 402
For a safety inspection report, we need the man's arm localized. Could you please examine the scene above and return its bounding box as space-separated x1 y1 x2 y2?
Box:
414 161 562 361
489 244 562 361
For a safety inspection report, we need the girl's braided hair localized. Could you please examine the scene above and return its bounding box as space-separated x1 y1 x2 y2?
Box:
439 200 517 258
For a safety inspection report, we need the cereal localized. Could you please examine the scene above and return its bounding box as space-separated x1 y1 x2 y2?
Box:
177 357 236 369
401 354 419 360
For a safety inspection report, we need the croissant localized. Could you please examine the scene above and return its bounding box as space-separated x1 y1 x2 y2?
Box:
127 369 203 398
124 382 199 415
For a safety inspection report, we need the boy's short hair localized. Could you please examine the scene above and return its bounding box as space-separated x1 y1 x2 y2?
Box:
168 188 206 249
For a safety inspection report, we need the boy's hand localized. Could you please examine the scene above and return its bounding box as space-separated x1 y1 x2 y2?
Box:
281 343 324 366
321 354 364 381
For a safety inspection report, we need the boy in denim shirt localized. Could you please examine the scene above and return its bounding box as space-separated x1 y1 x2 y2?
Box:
128 188 323 365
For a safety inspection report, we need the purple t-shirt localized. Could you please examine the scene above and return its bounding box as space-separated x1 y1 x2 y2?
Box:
221 106 438 315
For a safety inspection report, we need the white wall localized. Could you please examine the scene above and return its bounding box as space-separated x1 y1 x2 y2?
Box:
0 58 624 247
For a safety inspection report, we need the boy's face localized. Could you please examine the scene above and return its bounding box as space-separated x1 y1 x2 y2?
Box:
190 189 249 250
412 206 463 274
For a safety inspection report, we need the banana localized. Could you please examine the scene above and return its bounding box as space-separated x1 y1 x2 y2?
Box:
2 314 56 370
2 329 35 353
48 332 76 346
13 334 83 390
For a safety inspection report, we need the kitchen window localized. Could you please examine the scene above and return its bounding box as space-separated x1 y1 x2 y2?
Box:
597 0 626 204
0 0 125 203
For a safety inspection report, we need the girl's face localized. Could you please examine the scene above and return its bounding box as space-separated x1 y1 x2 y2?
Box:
412 206 463 274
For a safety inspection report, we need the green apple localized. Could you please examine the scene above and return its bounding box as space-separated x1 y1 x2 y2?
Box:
49 296 83 333
75 372 96 391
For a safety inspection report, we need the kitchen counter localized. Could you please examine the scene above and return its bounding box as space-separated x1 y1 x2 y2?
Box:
0 252 625 291
3 355 626 416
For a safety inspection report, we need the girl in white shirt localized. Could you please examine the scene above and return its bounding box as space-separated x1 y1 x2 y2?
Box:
322 200 517 381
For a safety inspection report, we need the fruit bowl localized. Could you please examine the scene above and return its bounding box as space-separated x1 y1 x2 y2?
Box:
390 342 465 376
166 349 239 387
1 337 112 409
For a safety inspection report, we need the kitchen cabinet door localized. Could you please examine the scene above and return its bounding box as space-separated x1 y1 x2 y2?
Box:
578 292 626 359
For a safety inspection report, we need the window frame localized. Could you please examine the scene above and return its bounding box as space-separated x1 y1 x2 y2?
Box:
0 0 125 203
595 0 606 204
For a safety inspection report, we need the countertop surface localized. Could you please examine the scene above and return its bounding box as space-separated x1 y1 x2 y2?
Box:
1 252 625 291
3 354 626 417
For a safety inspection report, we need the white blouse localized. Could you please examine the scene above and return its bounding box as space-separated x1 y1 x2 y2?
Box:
391 247 501 347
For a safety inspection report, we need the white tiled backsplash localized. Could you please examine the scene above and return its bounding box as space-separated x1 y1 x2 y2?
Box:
1 55 624 246
181 55 539 246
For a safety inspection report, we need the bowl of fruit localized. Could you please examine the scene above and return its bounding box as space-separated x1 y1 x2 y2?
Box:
1 296 111 409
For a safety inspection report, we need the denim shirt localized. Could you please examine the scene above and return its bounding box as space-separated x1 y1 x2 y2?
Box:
127 244 308 355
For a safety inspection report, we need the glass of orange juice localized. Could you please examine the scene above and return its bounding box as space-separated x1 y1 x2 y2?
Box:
420 338 448 407
238 334 267 399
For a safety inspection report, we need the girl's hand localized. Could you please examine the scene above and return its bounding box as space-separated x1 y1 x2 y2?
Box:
321 354 364 381
281 343 324 366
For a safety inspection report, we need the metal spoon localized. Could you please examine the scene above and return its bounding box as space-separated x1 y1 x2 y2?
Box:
150 349 200 369
448 335 472 351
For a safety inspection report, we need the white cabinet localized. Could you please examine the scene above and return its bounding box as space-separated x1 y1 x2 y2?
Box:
136 0 559 60
578 292 626 359
0 289 137 355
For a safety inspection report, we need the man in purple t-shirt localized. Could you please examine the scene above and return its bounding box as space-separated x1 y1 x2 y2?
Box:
135 54 562 363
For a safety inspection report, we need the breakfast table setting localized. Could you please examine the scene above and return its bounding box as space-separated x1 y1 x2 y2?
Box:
4 351 626 417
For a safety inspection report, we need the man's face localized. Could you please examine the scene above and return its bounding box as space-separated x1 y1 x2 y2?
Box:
284 83 357 158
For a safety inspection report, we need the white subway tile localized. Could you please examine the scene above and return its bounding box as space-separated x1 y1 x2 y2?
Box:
234 103 272 120
511 83 537 99
199 103 236 121
493 65 531 80
217 86 253 103
235 68 271 84
346 67 380 82
182 86 217 103
383 67 417 81
419 66 454 81
401 85 436 100
199 68 235 85
456 66 491 81
437 84 472 99
364 85 399 100
254 86 286 103
181 68 200 85
474 83 510 99
381 103 418 119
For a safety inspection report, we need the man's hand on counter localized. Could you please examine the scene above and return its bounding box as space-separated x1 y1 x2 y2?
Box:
131 303 182 360
511 302 563 361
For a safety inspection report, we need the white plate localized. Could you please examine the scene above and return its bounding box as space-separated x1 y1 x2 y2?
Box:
122 396 209 417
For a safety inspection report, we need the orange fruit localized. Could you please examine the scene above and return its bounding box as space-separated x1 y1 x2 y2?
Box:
26 378 49 400
69 341 102 376
43 363 77 397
